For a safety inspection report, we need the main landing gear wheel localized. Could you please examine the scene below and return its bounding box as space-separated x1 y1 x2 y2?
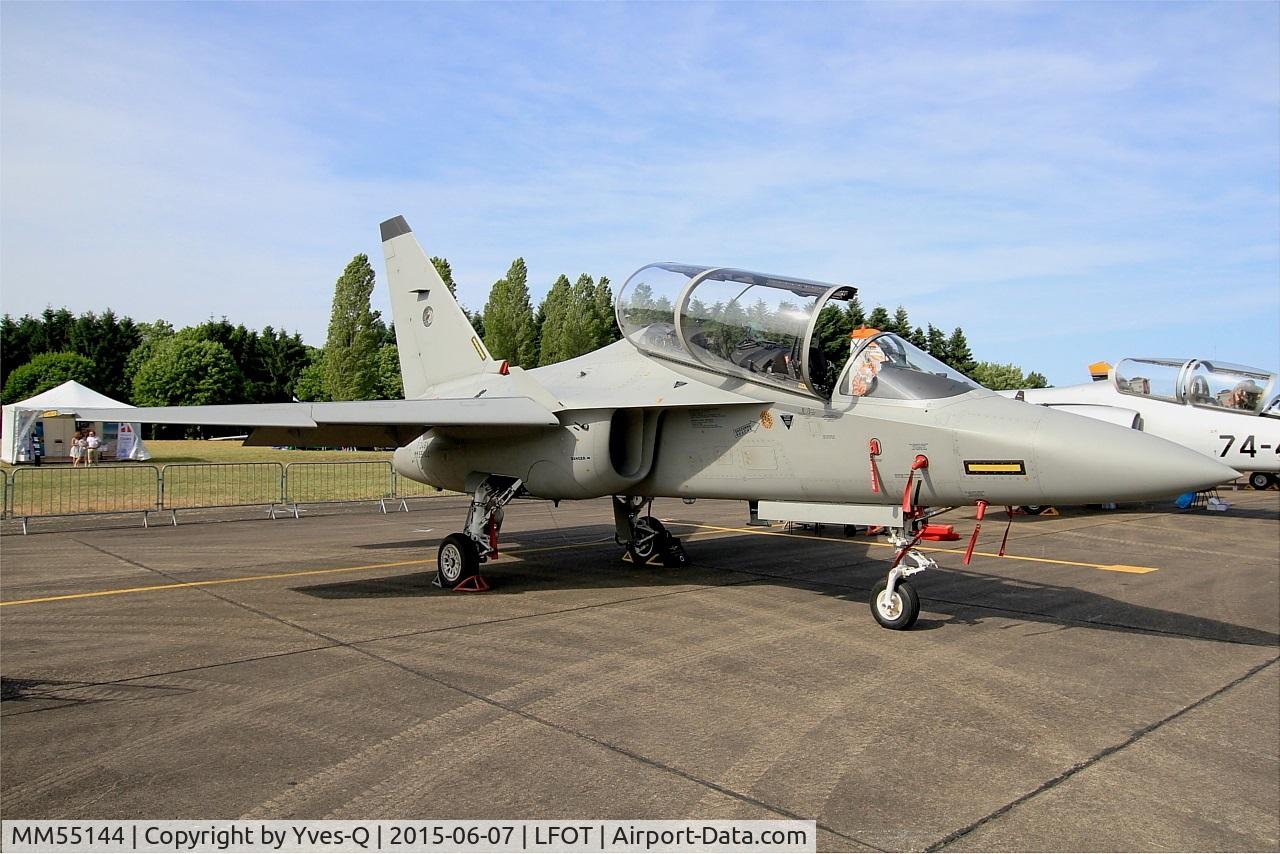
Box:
870 578 920 630
437 533 479 589
630 516 668 562
1020 505 1048 515
1248 472 1274 490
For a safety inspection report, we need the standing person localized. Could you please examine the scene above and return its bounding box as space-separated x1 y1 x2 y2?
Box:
70 431 85 467
85 429 101 466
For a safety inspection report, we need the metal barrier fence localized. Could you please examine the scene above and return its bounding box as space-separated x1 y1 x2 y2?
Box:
161 462 285 512
285 461 394 507
10 465 162 529
0 462 454 530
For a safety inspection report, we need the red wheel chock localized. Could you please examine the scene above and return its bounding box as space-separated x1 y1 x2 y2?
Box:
452 575 491 592
919 524 959 541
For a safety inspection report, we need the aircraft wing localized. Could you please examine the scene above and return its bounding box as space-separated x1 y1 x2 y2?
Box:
65 397 561 447
67 397 560 427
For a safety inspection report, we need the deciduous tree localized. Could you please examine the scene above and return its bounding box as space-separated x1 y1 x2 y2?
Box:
323 254 382 400
292 347 330 401
970 361 1028 390
536 275 572 366
375 343 403 399
431 257 457 295
482 258 537 367
1 351 96 403
561 274 602 360
131 337 245 408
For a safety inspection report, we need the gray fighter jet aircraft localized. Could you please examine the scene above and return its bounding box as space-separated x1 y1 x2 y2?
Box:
74 217 1236 629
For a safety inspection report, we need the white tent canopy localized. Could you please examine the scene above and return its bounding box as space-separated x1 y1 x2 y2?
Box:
1 380 152 463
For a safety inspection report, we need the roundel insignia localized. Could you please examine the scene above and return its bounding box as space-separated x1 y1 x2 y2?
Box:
422 306 434 327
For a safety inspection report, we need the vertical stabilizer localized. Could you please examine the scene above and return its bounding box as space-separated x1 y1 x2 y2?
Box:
381 216 494 398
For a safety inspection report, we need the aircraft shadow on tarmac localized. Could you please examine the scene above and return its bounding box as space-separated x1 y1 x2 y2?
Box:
0 676 193 714
294 522 1279 648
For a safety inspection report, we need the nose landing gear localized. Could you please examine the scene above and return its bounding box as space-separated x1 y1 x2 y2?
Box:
870 530 935 630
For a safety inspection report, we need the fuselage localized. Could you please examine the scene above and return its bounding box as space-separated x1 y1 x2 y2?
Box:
394 341 1236 507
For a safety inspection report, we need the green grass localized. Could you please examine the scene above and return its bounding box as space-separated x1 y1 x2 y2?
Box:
2 440 449 516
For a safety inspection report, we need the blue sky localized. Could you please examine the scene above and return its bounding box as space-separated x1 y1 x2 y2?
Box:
2 2 1276 385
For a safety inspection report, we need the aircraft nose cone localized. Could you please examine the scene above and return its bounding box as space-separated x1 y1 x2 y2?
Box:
1032 407 1237 503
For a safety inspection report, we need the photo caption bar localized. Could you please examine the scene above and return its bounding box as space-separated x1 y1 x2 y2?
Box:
3 820 816 853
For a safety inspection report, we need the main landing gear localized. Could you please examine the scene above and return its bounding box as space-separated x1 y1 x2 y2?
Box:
1249 472 1276 490
436 475 524 590
613 496 688 567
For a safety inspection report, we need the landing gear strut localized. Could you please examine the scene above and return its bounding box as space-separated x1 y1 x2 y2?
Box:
870 528 935 630
436 475 523 590
870 454 935 630
613 496 688 567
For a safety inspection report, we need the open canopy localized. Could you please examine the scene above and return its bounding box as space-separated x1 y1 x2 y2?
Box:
1113 358 1276 415
616 263 858 398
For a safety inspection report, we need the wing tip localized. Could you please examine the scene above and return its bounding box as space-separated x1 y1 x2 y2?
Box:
380 215 412 242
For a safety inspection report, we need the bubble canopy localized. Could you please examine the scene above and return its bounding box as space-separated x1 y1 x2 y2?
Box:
616 263 858 397
1115 357 1276 415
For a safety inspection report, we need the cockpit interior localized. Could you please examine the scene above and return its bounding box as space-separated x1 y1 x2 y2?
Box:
1113 357 1276 416
616 263 979 402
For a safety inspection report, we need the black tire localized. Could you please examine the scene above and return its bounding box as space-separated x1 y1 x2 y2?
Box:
437 533 479 589
630 516 668 562
1248 472 1274 490
870 578 921 630
1021 505 1048 515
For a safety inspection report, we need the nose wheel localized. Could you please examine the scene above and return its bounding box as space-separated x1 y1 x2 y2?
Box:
869 527 936 630
870 577 920 630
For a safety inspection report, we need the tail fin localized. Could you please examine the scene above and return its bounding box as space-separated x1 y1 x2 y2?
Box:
380 216 494 398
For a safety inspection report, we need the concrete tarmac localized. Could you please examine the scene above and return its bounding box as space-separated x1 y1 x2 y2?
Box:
2 492 1277 851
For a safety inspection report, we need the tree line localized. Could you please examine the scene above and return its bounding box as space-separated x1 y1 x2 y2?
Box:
1 253 1048 412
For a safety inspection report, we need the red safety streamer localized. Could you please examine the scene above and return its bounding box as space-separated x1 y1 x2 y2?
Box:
998 506 1014 557
868 439 882 494
901 455 929 516
963 500 989 565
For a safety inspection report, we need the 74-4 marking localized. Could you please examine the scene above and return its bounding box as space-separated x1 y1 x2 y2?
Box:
1219 434 1278 457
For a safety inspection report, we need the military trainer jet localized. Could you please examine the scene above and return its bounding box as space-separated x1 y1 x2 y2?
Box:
73 216 1236 630
1007 359 1279 491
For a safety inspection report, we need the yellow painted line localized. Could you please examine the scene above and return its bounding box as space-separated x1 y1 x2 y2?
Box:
673 522 1159 574
0 531 735 609
6 515 1141 610
967 464 1023 473
0 558 440 607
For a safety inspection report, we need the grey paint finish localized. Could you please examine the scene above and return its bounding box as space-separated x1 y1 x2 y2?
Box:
379 215 412 242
